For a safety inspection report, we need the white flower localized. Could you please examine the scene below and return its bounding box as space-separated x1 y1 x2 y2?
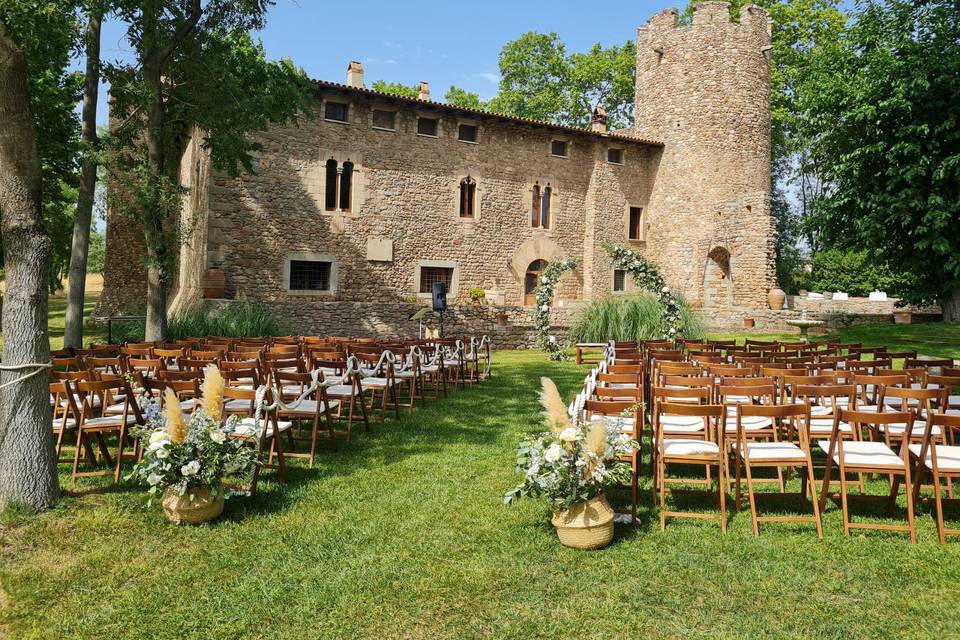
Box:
544 443 564 463
661 286 670 293
540 304 550 311
559 427 579 442
209 428 226 444
181 460 201 476
155 447 170 459
147 473 162 486
149 430 169 445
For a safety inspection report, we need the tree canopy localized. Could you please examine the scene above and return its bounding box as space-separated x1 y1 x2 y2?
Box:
795 0 960 314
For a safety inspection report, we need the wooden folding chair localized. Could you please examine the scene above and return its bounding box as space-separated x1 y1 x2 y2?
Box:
71 377 144 481
583 398 642 526
223 386 288 495
354 352 400 425
271 370 340 466
655 402 726 532
818 408 918 542
733 402 822 538
910 413 960 543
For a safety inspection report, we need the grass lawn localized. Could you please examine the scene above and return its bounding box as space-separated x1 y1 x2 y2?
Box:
3 349 960 639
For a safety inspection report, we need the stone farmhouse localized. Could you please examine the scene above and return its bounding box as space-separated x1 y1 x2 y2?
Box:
99 2 779 342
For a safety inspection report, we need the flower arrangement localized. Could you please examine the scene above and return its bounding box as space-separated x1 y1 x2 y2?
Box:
129 365 257 504
604 243 685 339
533 257 580 360
504 378 638 510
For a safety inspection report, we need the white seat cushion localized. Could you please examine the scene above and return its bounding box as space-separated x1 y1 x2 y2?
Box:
234 416 293 438
817 440 903 467
879 420 940 437
103 402 127 415
278 399 340 416
421 365 440 374
724 415 774 433
658 414 705 434
662 439 720 457
908 444 960 471
444 360 463 367
738 441 805 460
82 415 138 428
179 399 196 412
395 370 417 379
361 376 395 388
809 418 853 434
53 418 77 431
325 384 357 397
224 398 253 411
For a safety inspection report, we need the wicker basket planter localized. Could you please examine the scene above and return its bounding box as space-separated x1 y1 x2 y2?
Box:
551 493 615 550
162 486 224 525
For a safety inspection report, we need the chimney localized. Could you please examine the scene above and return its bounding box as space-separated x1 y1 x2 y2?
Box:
591 106 608 133
346 60 365 88
417 81 430 101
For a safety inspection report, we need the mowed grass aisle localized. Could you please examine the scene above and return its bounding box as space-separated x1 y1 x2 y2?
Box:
3 351 960 639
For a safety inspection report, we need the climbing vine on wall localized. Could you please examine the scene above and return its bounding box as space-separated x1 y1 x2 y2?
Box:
604 243 685 339
534 257 580 360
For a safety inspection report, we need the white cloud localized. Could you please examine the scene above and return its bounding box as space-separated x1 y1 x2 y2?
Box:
477 72 500 84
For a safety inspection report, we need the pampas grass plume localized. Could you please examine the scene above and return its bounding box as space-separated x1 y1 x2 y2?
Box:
585 419 608 476
164 387 188 444
202 364 225 422
539 377 571 433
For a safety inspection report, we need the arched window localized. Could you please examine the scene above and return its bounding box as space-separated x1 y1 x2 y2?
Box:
339 161 353 212
524 259 549 306
459 176 476 218
324 159 338 211
531 183 541 227
540 185 552 229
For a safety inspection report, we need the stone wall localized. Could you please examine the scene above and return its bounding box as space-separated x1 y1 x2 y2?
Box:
634 2 775 309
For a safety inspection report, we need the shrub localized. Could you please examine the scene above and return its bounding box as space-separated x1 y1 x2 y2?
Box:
802 249 912 297
167 302 287 339
567 293 703 343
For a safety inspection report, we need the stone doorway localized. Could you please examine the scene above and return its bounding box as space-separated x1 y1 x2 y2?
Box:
703 246 733 308
523 259 548 306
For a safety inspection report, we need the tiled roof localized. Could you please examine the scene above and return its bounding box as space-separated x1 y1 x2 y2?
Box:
310 79 663 146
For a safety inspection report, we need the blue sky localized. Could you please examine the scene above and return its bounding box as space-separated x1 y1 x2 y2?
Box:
95 0 675 125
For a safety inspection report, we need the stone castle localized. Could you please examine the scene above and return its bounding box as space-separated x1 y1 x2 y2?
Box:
99 2 777 342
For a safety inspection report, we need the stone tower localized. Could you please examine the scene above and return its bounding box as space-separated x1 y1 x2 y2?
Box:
635 2 776 310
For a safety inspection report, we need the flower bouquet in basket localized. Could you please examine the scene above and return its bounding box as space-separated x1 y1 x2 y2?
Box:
129 365 257 524
505 378 639 549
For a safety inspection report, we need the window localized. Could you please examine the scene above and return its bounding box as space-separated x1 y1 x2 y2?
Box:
419 266 453 294
458 123 478 143
459 176 476 218
324 101 348 123
607 148 623 164
613 269 626 292
324 158 354 212
289 260 331 291
532 182 552 229
550 140 568 157
628 206 643 241
372 109 396 130
417 116 438 137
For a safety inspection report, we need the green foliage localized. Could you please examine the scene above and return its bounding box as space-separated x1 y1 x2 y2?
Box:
796 0 960 306
801 249 912 298
568 294 703 344
86 229 105 273
467 287 485 301
371 80 420 98
444 85 485 109
0 0 83 292
167 302 287 339
486 32 635 129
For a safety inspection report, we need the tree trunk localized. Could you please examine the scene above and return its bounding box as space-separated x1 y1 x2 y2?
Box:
0 22 59 511
63 10 102 349
943 286 960 323
143 55 169 342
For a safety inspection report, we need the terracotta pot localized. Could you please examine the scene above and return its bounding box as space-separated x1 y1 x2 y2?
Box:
743 317 755 328
893 310 912 325
551 493 615 550
162 486 224 525
496 312 509 326
201 267 226 299
767 287 786 310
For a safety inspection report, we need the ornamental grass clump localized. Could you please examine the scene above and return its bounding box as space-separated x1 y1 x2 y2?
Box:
504 378 638 510
129 366 257 500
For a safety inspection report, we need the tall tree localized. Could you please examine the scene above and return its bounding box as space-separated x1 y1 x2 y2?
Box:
105 0 312 340
486 33 635 129
0 18 58 510
63 3 103 349
796 0 960 317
